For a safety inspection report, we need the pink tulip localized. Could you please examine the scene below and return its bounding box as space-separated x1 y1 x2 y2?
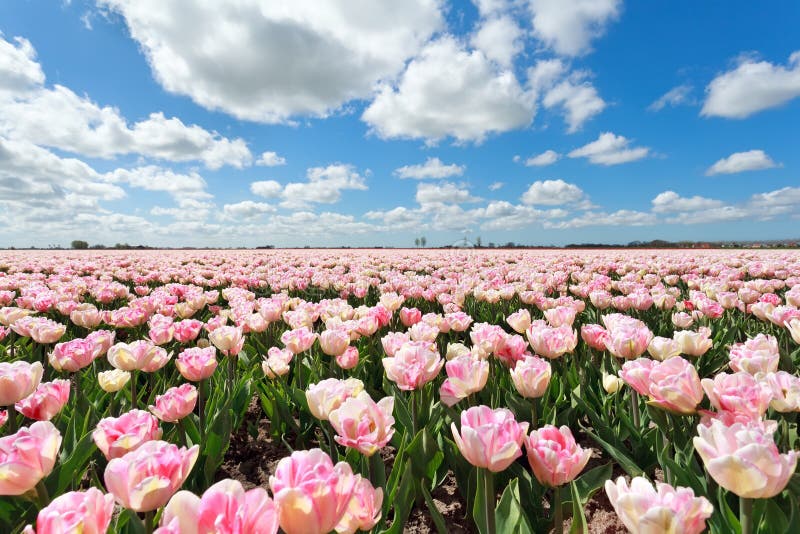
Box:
605 477 713 534
506 309 532 334
729 334 779 375
701 372 772 421
0 360 43 406
469 322 506 358
438 354 489 407
604 323 653 360
320 328 350 357
510 355 551 399
29 318 66 344
671 311 694 329
105 440 199 512
381 332 410 357
444 311 473 332
280 326 317 354
173 319 203 343
149 383 198 423
451 405 529 472
643 357 704 414
382 340 443 391
70 304 103 328
262 347 294 378
86 329 116 357
580 324 609 351
494 334 528 367
269 448 356 534
526 321 577 359
408 321 439 342
525 425 591 487
107 340 171 372
764 371 800 412
0 421 62 495
209 325 245 356
788 318 800 345
93 409 162 460
336 346 359 370
24 488 115 534
618 358 656 396
15 379 70 421
673 327 713 357
543 305 577 327
0 410 6 427
694 419 798 498
336 475 383 534
306 378 364 421
158 479 279 534
647 336 681 361
50 338 98 373
175 346 218 382
399 307 422 327
329 391 395 456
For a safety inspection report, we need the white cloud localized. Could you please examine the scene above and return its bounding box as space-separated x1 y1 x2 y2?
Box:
416 182 479 205
479 201 548 230
364 206 421 230
280 164 368 209
747 187 800 209
151 198 215 222
545 209 656 229
651 191 725 213
528 0 622 57
250 180 283 198
702 51 800 118
106 166 211 200
524 149 560 166
528 59 605 132
0 36 44 98
256 151 286 167
362 36 535 144
471 15 523 68
705 149 779 176
394 157 465 179
99 0 442 123
521 179 584 205
568 132 649 165
472 0 510 16
222 200 276 220
488 181 504 191
663 206 752 225
648 84 693 111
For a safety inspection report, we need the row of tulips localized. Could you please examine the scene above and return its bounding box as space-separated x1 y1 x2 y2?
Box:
0 249 799 533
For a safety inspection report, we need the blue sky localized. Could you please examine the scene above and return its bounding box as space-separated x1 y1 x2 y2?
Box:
0 0 798 247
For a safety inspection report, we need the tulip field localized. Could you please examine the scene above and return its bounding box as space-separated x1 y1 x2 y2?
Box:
1 248 799 534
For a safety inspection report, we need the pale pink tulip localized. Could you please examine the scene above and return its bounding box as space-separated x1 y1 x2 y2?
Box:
175 346 218 382
173 319 203 343
729 334 780 375
306 378 365 421
93 409 162 460
280 326 317 354
98 369 131 393
671 311 694 329
544 305 577 327
29 318 66 344
525 425 591 487
451 406 529 472
107 340 171 372
320 328 350 357
694 419 798 498
0 421 62 495
149 383 197 423
580 324 609 351
50 338 98 372
336 475 383 534
269 448 356 534
336 346 359 370
382 340 443 390
701 372 772 421
605 477 713 534
674 328 713 357
399 307 422 327
643 357 704 414
764 371 800 412
506 309 532 334
105 440 199 512
70 304 103 328
0 361 43 406
262 347 293 378
209 325 245 355
526 321 577 359
509 355 551 399
605 324 653 360
25 488 115 534
329 391 395 456
15 379 70 421
439 354 489 407
647 336 681 361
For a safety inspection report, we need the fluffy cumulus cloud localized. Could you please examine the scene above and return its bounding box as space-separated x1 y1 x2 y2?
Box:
648 84 693 112
470 15 524 68
0 36 252 169
256 151 286 167
394 157 465 179
416 181 479 205
106 166 211 200
528 59 605 132
99 0 442 123
546 209 656 229
222 200 276 220
651 191 725 213
702 51 800 119
705 150 779 176
250 180 283 198
528 0 622 57
568 132 649 165
521 179 585 205
247 164 368 209
362 36 535 144
523 149 560 166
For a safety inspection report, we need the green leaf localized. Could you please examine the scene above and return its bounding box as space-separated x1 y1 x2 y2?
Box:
757 498 789 534
495 478 534 534
581 426 644 477
473 468 489 534
421 483 449 534
380 461 416 534
569 481 588 534
573 463 612 506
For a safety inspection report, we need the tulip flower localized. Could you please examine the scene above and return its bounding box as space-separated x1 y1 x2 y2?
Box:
107 340 171 372
98 369 131 393
336 475 383 534
329 391 395 456
262 347 293 379
269 448 356 534
509 355 551 399
280 326 316 355
526 322 577 359
525 425 591 488
149 383 197 423
506 309 532 334
208 325 245 356
451 405 529 473
580 324 609 351
0 421 62 496
605 477 713 534
701 372 772 422
382 340 443 391
49 338 98 372
729 334 779 375
175 346 218 382
93 409 162 460
673 327 713 357
439 354 489 407
157 479 279 534
336 345 359 370
763 371 800 412
24 488 115 534
306 378 364 421
320 328 350 357
15 379 70 421
105 440 199 513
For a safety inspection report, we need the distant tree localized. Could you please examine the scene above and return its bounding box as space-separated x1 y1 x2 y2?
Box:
414 237 420 248
71 240 89 249
420 236 427 248
476 236 482 247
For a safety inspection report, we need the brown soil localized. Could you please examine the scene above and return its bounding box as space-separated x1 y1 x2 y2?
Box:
220 398 627 533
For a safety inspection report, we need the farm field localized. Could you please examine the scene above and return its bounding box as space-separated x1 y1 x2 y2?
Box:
0 248 799 533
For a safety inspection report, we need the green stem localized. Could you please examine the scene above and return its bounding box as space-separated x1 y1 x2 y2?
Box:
410 390 418 437
198 379 206 448
6 404 17 434
482 468 496 534
531 400 537 428
35 479 50 508
143 510 155 534
554 485 563 534
630 390 640 428
740 496 752 534
178 419 187 446
130 370 138 410
368 450 386 494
